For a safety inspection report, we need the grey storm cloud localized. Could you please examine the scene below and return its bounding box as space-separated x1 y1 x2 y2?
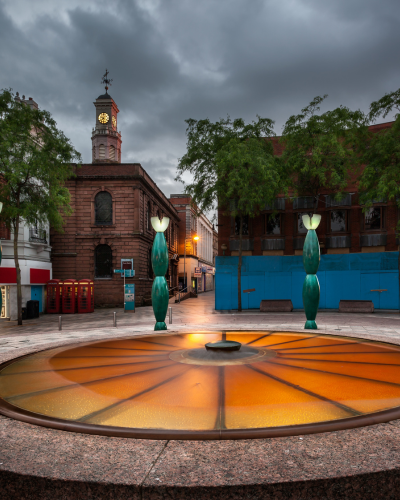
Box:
1 0 400 197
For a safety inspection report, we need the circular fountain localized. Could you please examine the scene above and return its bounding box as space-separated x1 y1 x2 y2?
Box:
1 331 400 439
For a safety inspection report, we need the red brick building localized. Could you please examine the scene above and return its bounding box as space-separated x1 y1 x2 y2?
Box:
51 91 180 307
217 122 398 258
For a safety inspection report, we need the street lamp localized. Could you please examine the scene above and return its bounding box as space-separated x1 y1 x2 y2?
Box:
183 234 199 292
150 216 170 330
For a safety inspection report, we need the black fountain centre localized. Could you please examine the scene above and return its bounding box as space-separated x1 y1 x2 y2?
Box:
205 340 242 351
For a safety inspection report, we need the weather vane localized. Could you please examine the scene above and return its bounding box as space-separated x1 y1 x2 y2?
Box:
101 69 113 93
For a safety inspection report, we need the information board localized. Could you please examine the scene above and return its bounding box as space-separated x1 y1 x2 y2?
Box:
124 284 135 313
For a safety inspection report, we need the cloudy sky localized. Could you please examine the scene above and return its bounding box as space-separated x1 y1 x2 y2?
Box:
1 0 399 198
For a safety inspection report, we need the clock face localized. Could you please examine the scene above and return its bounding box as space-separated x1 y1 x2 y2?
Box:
98 112 109 124
112 116 117 128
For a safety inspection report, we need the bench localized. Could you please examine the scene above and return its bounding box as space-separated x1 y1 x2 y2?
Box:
339 300 374 313
260 300 293 312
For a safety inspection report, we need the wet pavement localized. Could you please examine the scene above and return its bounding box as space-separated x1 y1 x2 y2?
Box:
1 290 400 352
2 291 400 498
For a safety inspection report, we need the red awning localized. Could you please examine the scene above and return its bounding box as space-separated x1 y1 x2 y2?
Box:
30 268 50 284
0 267 17 284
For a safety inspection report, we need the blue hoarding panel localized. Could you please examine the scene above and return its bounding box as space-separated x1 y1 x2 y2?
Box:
231 274 238 310
263 273 274 300
274 272 292 300
240 275 249 310
215 253 399 310
291 272 306 309
215 273 232 310
325 271 360 309
247 273 265 309
317 272 326 309
361 273 380 308
380 272 398 309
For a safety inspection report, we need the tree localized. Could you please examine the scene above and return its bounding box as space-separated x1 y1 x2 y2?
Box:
0 89 81 325
357 88 400 309
358 89 400 205
281 96 366 212
176 116 285 311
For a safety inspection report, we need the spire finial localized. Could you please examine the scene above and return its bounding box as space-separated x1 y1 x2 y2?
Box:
101 69 113 94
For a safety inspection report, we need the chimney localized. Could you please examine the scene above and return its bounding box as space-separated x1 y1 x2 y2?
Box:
23 97 39 110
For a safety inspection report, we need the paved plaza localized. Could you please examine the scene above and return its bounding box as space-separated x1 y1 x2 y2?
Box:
1 290 400 351
2 291 400 498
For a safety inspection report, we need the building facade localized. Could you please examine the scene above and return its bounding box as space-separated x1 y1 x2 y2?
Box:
218 122 397 258
50 91 180 307
197 213 215 292
1 221 51 320
169 195 215 293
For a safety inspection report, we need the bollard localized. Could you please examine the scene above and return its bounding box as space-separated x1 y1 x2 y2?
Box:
113 311 117 328
169 307 172 324
58 316 62 331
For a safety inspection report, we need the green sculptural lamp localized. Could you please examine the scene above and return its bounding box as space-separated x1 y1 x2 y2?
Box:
302 214 321 330
151 216 170 331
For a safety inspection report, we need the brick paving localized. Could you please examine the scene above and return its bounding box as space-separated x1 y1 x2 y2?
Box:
1 290 400 351
2 291 400 498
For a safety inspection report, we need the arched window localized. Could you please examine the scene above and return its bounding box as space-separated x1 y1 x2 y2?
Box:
95 245 112 278
95 191 112 225
99 144 105 159
109 145 115 161
147 202 151 231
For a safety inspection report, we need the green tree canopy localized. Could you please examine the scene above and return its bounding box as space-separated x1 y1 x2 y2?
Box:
0 89 81 324
357 88 400 311
176 115 286 310
281 95 366 210
358 88 400 210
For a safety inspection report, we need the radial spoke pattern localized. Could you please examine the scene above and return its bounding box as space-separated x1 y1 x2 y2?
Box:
2 331 400 434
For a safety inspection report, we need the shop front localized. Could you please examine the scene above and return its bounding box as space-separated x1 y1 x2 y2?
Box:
0 265 51 319
198 265 215 292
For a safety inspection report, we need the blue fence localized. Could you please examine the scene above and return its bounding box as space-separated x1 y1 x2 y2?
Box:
215 252 399 310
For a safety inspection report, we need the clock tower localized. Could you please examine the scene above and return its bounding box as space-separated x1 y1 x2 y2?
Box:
92 70 122 163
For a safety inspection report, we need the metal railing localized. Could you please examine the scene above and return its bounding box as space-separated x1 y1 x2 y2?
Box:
177 287 188 303
29 228 47 244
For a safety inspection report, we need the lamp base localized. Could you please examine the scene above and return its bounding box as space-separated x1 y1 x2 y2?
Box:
304 320 317 330
154 321 167 331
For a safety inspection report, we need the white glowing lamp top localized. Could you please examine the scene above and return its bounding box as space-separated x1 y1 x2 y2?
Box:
151 216 170 232
0 202 3 213
302 214 321 230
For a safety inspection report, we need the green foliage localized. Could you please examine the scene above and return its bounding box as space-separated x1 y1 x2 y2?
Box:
281 95 366 207
215 137 283 218
176 115 283 217
176 115 284 311
358 89 400 220
369 89 400 120
0 89 81 231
